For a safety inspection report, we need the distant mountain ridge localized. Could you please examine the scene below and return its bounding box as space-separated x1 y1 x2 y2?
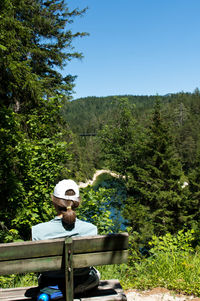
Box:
62 90 200 176
62 93 195 134
62 94 164 134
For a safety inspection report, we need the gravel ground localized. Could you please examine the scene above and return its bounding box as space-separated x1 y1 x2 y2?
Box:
125 288 200 301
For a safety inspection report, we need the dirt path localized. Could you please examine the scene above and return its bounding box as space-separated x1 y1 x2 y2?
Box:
125 288 200 301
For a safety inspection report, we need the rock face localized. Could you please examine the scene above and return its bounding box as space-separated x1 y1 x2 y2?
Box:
78 169 120 188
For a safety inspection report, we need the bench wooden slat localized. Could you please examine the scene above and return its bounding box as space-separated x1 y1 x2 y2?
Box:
73 233 128 254
0 233 128 261
0 250 128 275
0 255 63 275
74 250 128 268
0 280 126 301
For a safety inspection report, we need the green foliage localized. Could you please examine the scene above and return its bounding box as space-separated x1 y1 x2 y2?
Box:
0 223 21 243
123 101 188 240
123 199 154 244
187 149 200 231
149 229 195 254
0 273 37 289
131 249 200 296
0 99 73 241
127 230 200 296
0 0 87 110
66 134 99 182
64 92 200 174
92 173 127 232
97 264 132 289
77 187 114 234
126 228 145 267
99 98 144 175
0 0 87 241
62 95 157 134
11 137 71 237
94 230 200 296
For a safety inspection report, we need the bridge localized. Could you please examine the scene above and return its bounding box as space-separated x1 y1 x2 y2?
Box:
79 133 97 136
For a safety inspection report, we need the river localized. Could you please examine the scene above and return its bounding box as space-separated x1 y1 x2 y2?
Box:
79 170 127 232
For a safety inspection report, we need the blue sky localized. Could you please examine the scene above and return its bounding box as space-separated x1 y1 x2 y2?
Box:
66 0 200 99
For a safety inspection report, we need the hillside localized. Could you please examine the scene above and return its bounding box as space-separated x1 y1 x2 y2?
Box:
62 95 162 134
62 92 200 172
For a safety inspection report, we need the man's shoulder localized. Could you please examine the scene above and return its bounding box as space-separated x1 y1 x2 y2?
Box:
32 219 54 230
75 219 97 235
76 218 96 228
32 218 57 240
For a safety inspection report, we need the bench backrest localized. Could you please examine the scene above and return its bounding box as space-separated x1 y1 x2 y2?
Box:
0 233 128 301
0 233 128 275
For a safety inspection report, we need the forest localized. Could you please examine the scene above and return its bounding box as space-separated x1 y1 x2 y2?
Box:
63 92 200 241
1 0 200 296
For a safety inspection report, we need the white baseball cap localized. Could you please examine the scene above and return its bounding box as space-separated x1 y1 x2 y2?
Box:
53 179 80 202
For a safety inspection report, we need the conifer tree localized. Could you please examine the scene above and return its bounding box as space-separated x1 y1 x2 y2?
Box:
123 101 188 240
99 98 144 177
0 0 86 111
187 149 200 230
0 0 87 241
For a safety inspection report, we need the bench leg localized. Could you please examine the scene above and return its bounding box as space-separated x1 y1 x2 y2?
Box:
65 238 74 301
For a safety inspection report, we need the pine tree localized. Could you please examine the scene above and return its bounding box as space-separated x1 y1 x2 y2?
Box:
0 0 86 112
123 101 188 240
187 149 200 230
0 0 87 240
99 98 144 177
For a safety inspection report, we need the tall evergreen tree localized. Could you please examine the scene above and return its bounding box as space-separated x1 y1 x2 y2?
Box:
187 149 200 231
0 0 87 241
0 0 86 111
123 101 188 241
99 98 144 177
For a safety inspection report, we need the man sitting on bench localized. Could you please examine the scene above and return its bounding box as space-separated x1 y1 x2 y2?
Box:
32 179 100 294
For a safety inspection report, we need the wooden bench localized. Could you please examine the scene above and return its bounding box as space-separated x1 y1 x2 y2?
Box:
0 233 128 301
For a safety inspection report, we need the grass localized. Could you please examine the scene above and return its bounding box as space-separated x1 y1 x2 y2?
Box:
2 252 200 297
97 263 133 289
0 273 38 288
131 251 200 296
97 250 200 297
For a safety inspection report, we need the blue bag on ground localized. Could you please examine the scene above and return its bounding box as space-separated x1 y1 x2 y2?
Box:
37 285 63 300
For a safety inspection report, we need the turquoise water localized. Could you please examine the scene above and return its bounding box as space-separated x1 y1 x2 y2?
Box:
92 173 127 232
